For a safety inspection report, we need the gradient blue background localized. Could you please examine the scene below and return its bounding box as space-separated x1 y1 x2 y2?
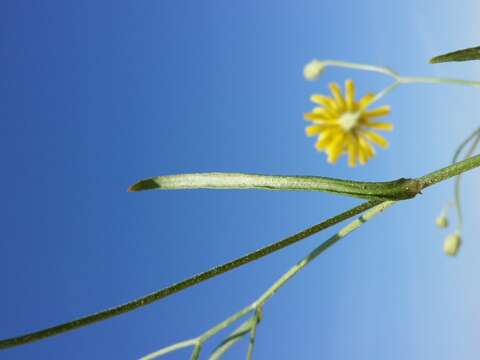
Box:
1 1 480 359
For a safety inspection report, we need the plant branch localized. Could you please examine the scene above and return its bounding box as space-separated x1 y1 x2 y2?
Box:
246 308 261 360
454 133 480 230
143 200 396 359
452 127 480 164
2 154 480 351
418 154 480 189
0 200 377 350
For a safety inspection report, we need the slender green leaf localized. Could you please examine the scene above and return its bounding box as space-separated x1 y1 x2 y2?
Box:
128 172 421 201
430 46 480 64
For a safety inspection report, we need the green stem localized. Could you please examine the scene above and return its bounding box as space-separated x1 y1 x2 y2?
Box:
145 201 395 359
254 201 395 307
190 343 203 360
140 339 198 360
450 127 480 231
246 308 261 360
208 319 254 360
418 154 480 189
454 133 480 230
452 127 480 163
373 82 401 103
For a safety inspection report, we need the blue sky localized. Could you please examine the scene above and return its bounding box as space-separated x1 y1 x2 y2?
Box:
1 1 480 359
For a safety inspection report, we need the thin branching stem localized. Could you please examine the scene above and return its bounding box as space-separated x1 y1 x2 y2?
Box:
145 148 480 359
208 318 254 360
452 127 480 164
142 201 395 359
2 156 480 350
373 82 401 103
453 133 480 230
246 308 261 360
140 339 198 360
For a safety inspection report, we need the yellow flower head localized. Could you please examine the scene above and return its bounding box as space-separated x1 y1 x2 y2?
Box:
304 79 393 167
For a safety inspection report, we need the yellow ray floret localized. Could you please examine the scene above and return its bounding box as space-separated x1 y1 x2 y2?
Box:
304 79 393 167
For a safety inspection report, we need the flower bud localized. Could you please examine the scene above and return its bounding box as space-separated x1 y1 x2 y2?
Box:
435 214 449 228
303 60 325 81
443 232 461 257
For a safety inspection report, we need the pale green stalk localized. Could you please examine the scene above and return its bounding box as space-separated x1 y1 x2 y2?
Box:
452 127 480 164
312 60 480 113
253 201 395 306
208 319 254 360
317 59 480 87
372 82 400 102
453 132 480 230
140 154 480 359
246 308 261 360
140 339 198 360
141 201 395 359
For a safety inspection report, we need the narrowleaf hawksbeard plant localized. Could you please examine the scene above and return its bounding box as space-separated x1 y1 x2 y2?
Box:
2 46 480 360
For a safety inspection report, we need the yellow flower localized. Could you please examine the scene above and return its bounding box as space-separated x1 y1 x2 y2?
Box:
304 79 393 167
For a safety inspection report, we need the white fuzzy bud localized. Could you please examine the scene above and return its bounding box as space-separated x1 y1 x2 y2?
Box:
443 232 461 257
303 60 325 81
435 214 449 228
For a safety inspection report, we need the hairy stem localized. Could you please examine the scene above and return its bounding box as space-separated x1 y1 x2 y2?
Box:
418 154 480 189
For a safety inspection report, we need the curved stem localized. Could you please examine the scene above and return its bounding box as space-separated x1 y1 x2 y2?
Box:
454 133 480 230
140 339 198 360
373 82 401 103
319 60 400 77
452 127 480 164
316 59 480 87
418 154 480 189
